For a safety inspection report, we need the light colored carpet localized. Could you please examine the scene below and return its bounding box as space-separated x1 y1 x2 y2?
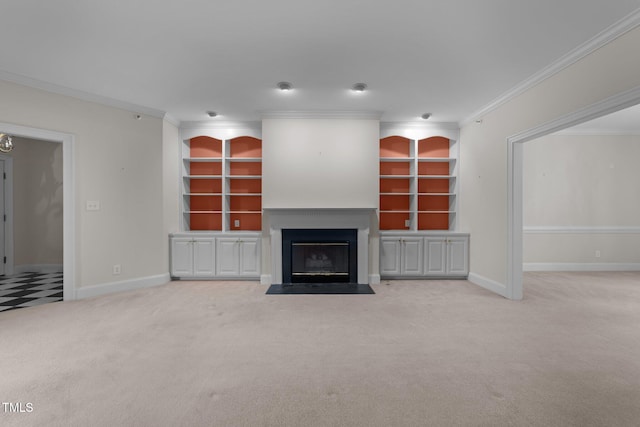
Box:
1 272 640 426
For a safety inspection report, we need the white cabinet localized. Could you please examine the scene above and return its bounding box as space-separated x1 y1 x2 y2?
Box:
380 233 469 278
170 233 260 279
170 237 215 277
424 237 447 275
380 236 424 276
216 237 260 277
446 236 469 276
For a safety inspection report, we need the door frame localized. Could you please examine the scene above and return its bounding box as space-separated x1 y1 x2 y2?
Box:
507 85 640 300
0 154 14 276
0 122 75 300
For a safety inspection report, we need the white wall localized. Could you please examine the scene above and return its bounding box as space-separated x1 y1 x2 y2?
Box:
0 80 166 289
262 118 379 209
523 133 640 267
11 136 63 267
460 25 640 290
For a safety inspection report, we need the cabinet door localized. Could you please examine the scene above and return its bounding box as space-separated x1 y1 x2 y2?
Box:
402 237 424 275
239 238 260 277
424 237 447 275
380 238 402 276
171 238 193 277
216 238 240 276
446 237 469 276
193 238 216 277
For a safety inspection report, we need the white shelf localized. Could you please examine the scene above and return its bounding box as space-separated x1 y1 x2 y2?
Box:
380 157 412 162
227 175 262 179
182 135 263 232
380 135 459 231
417 157 456 162
226 157 262 162
185 157 223 162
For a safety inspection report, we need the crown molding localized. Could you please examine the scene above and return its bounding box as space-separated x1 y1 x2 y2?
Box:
260 110 383 120
162 113 181 127
553 128 640 136
179 120 262 130
0 69 167 119
381 121 459 130
460 7 640 127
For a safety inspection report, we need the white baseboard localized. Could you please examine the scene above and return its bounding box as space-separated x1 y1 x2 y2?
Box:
524 263 640 272
368 274 381 285
14 264 63 274
260 274 272 285
75 273 171 300
468 272 508 298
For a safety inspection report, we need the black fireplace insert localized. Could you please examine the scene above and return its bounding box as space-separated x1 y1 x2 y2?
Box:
282 229 358 284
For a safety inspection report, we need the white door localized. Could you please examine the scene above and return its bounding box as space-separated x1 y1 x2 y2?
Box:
216 238 240 276
170 238 194 277
193 238 215 276
424 237 447 275
402 237 424 275
447 237 469 276
239 238 260 276
380 238 402 276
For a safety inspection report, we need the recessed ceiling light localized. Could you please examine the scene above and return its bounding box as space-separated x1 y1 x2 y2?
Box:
421 113 432 120
352 83 367 92
277 81 293 91
207 111 218 118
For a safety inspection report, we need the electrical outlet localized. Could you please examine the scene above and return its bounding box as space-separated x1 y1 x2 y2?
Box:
234 219 240 227
405 219 411 228
113 264 121 275
595 250 601 258
86 200 100 211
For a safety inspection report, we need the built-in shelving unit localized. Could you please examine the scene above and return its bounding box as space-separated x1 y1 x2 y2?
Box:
379 134 458 231
181 134 262 231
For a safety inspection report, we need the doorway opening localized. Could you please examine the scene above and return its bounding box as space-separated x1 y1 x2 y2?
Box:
507 86 640 300
0 122 75 304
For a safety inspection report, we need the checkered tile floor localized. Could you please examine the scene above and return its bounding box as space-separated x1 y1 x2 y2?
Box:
0 272 63 312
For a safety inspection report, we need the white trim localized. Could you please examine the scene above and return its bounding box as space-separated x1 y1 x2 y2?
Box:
260 110 383 120
524 226 640 234
163 113 181 127
507 86 640 301
468 273 508 298
75 273 170 300
461 8 640 127
379 122 460 141
554 128 640 136
524 263 640 272
179 121 262 141
0 122 75 301
264 208 375 285
369 274 381 285
14 264 63 274
0 70 166 119
260 274 272 285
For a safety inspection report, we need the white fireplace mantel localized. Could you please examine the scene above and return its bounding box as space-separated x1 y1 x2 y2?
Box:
263 208 375 285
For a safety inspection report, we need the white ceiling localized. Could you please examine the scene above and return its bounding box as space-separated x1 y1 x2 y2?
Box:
2 1 640 124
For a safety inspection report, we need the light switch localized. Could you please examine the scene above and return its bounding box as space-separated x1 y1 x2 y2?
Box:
86 200 100 211
234 219 240 227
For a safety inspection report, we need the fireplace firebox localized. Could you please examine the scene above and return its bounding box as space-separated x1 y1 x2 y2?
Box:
282 229 358 284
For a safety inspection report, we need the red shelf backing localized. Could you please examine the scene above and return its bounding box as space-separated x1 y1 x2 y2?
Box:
380 136 411 158
190 136 222 158
230 136 262 158
418 137 449 158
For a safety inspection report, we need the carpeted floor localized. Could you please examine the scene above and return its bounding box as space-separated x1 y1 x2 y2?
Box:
1 272 639 426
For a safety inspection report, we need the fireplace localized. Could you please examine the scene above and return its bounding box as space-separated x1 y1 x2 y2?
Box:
282 229 358 284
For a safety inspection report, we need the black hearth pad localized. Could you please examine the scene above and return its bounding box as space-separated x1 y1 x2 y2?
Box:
266 283 375 295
